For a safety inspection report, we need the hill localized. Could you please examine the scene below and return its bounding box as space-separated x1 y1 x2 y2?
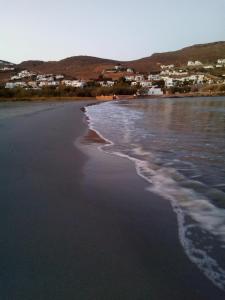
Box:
1 41 225 80
125 41 225 73
17 56 120 79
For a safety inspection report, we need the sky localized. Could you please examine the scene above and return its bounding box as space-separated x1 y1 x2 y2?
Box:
1 0 225 63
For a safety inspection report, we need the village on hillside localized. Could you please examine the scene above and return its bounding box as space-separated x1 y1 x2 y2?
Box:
0 58 225 98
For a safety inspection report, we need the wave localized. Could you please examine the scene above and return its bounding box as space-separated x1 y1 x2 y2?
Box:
84 103 225 291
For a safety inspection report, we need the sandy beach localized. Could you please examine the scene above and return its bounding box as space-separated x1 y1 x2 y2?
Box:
0 100 224 299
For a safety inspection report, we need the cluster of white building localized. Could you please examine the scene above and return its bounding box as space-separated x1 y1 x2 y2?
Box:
0 67 15 71
104 65 134 74
4 57 225 95
123 63 225 94
162 74 206 88
124 74 163 95
124 72 207 89
11 70 36 80
119 58 224 94
5 70 87 89
160 69 188 76
187 58 225 69
5 82 27 89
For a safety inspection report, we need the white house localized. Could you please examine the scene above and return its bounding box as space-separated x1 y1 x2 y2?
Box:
36 75 46 81
188 74 204 84
187 60 203 67
163 77 175 88
5 82 16 88
39 81 48 87
5 82 27 88
0 67 15 71
126 68 134 73
147 87 163 95
39 81 59 87
55 75 64 80
28 81 38 88
49 81 59 86
194 61 203 66
172 70 188 76
135 75 145 82
148 74 161 81
11 75 21 80
140 80 152 88
62 80 86 88
196 74 204 84
71 80 86 88
160 64 174 70
217 59 225 64
203 65 214 69
125 75 135 81
45 76 54 82
62 80 71 86
160 70 170 76
14 81 27 87
18 70 36 78
99 81 114 87
187 61 195 66
36 74 55 81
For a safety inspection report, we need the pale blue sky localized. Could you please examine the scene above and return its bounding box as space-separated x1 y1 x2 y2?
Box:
1 0 225 63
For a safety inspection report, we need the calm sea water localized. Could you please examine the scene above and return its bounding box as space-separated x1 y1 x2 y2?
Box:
86 97 225 290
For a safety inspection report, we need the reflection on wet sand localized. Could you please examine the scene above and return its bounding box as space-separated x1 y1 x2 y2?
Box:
82 129 110 145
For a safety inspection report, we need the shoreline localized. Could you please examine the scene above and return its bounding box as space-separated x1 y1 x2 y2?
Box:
81 101 225 299
0 100 224 299
79 109 225 299
0 91 225 102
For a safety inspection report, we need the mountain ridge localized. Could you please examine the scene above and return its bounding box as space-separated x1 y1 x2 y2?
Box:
1 41 225 80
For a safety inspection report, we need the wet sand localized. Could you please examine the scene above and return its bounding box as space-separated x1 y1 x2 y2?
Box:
0 101 224 299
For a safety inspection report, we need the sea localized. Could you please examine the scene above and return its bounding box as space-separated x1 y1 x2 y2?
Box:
85 97 225 291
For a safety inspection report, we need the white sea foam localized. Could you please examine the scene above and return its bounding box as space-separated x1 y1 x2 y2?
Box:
84 102 225 291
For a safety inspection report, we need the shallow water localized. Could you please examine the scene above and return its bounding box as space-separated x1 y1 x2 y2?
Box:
85 97 225 291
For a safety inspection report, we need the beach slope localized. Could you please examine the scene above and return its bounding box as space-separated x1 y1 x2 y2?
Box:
0 101 224 299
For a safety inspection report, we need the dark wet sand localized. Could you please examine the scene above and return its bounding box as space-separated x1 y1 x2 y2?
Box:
0 101 224 300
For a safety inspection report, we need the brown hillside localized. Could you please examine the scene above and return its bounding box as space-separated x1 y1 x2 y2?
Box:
18 56 120 79
125 41 225 73
18 60 45 69
1 41 225 81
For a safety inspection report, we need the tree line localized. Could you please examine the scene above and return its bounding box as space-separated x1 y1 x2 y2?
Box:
0 83 138 99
